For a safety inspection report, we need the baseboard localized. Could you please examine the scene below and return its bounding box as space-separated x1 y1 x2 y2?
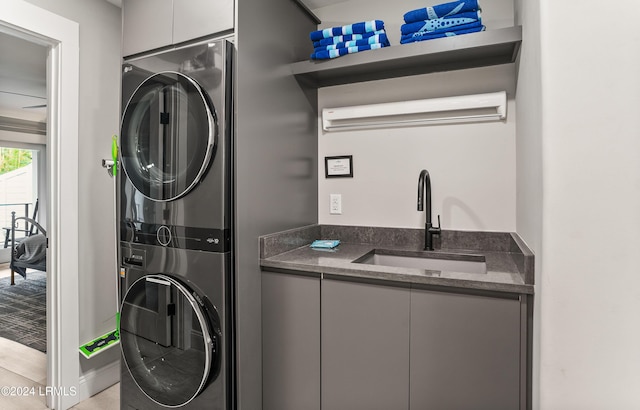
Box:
77 359 120 402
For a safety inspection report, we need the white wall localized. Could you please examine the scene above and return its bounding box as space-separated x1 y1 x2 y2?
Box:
315 0 517 231
24 0 121 389
514 0 542 408
536 0 640 407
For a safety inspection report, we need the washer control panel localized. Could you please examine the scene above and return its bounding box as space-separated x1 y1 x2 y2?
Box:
121 221 231 252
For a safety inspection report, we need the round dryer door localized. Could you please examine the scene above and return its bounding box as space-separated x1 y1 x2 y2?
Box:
121 71 217 202
120 274 220 408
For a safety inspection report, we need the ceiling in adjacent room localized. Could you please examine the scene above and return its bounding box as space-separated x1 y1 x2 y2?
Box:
0 33 47 124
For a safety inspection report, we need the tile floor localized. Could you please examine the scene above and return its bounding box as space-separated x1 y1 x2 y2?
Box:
0 294 119 409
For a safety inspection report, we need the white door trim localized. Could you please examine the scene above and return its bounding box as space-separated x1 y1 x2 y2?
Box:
1 2 80 409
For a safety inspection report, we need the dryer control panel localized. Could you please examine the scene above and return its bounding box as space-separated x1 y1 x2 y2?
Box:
121 220 231 253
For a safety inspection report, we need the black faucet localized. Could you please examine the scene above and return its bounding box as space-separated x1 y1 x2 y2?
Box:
417 169 441 251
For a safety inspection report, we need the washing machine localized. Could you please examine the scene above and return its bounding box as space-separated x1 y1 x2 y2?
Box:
118 38 233 409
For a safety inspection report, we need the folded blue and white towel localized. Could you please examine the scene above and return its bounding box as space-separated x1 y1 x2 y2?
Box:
310 20 385 41
404 0 480 24
311 43 387 60
400 24 485 44
313 30 386 48
400 11 481 35
310 240 341 249
314 34 390 52
401 20 483 40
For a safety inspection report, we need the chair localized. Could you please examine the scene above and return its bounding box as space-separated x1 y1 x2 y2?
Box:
9 211 46 285
3 199 39 248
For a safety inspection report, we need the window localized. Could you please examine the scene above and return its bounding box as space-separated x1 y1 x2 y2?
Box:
0 147 36 247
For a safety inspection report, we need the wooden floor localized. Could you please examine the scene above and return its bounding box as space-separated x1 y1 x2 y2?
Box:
0 337 119 409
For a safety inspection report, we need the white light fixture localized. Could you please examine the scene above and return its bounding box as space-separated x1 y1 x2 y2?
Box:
322 91 507 132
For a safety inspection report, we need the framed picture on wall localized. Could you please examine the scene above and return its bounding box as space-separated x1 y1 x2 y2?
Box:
325 155 353 178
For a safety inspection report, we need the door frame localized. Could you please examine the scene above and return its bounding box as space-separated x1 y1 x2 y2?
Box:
1 2 80 409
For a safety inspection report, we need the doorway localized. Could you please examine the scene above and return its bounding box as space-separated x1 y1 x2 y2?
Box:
0 145 45 349
1 2 80 409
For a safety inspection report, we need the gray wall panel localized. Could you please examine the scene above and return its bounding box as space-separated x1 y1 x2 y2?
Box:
235 0 318 408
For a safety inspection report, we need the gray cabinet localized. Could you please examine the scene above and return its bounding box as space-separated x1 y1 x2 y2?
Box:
262 271 527 410
122 0 173 56
321 278 410 410
262 271 320 410
173 0 234 44
410 288 522 410
123 0 234 56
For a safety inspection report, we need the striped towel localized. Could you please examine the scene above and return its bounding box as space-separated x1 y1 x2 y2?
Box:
401 11 481 35
310 20 385 41
400 24 485 44
404 0 480 24
313 30 385 47
314 34 390 52
310 43 387 60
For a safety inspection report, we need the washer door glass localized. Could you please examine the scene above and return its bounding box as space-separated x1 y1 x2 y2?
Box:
121 71 216 202
120 275 217 407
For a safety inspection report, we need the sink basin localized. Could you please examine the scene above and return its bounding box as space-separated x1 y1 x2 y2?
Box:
354 250 487 274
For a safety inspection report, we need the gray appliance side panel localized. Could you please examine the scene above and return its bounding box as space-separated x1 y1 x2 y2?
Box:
234 1 318 409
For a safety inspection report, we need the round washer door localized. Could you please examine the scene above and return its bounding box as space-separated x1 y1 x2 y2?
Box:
121 71 217 202
120 274 220 408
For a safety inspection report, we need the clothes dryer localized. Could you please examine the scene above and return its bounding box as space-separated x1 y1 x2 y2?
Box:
120 39 232 251
119 39 233 409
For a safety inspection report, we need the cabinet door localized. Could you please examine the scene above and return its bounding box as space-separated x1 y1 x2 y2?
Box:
410 289 521 410
173 0 234 44
322 279 410 410
122 0 173 56
262 271 320 410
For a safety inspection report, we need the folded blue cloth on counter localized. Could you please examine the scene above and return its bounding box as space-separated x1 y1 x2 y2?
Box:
311 43 387 60
310 20 385 41
314 33 390 52
404 0 480 24
400 11 481 35
313 30 386 47
310 240 341 249
400 24 485 44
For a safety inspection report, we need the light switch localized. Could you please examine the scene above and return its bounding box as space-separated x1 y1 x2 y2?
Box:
330 194 342 215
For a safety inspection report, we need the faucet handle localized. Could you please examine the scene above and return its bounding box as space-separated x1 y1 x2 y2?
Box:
429 215 442 234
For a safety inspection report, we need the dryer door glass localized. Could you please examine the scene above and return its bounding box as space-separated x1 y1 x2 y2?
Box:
120 275 219 407
121 71 216 202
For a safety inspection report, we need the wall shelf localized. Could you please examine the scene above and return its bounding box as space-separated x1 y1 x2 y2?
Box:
291 26 522 88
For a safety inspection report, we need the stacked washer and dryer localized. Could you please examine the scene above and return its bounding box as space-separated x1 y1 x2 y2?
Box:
118 39 234 409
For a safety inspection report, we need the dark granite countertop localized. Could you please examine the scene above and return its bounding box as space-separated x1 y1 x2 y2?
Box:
259 224 534 295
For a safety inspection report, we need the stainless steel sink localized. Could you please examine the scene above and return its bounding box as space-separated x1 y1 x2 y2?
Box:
354 250 487 274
